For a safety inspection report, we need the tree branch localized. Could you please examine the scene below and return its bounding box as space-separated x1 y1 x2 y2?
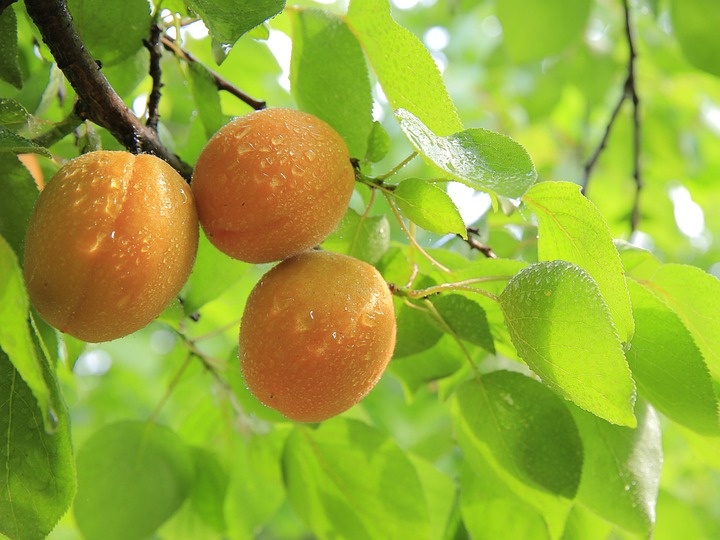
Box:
24 0 193 180
160 35 266 111
143 22 163 132
582 0 643 233
461 227 497 258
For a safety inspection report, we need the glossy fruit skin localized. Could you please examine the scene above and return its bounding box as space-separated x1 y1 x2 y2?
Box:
191 108 355 263
240 251 397 422
23 151 198 342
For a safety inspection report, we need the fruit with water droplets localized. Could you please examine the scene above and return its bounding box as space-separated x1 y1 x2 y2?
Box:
240 251 397 422
191 108 355 263
23 150 198 342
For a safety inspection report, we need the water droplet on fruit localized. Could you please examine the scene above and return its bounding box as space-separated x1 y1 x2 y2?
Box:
271 135 284 145
305 149 317 161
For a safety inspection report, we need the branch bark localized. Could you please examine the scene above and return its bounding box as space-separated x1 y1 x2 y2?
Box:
24 0 193 180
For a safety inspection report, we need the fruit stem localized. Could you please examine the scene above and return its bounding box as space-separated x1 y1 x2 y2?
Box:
376 152 417 180
394 277 504 302
147 351 194 423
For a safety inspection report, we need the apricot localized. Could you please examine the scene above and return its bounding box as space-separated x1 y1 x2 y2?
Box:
191 108 355 263
23 150 198 342
240 251 397 422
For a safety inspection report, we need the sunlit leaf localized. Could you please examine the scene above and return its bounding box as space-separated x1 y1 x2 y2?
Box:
283 419 432 539
189 447 228 532
393 178 466 238
183 229 248 314
185 0 285 52
74 420 195 540
289 7 373 158
67 0 151 67
431 294 495 353
0 348 75 540
225 429 290 538
671 0 720 77
572 402 662 536
365 121 390 163
396 109 537 199
460 466 553 540
456 371 583 498
523 181 634 342
345 0 462 136
0 6 22 88
0 236 54 429
186 62 224 138
499 261 636 426
496 0 591 63
0 154 38 259
454 410 572 538
322 208 390 265
643 264 720 380
627 279 720 435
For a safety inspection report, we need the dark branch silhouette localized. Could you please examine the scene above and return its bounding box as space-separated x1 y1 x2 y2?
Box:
24 0 193 180
582 0 642 233
160 35 266 111
143 23 164 132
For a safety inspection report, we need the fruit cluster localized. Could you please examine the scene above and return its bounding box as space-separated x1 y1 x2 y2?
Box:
23 108 397 422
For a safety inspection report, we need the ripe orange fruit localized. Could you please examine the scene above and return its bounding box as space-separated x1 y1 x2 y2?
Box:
23 150 198 342
191 108 355 263
240 251 397 422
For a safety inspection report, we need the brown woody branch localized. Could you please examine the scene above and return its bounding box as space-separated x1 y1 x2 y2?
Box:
160 35 266 111
24 0 193 180
582 0 643 233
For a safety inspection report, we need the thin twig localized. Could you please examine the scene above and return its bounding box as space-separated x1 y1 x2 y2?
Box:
143 22 164 131
462 227 497 258
582 0 643 233
25 0 193 180
160 34 266 111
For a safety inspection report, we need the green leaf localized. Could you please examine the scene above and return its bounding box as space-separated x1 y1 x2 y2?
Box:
456 371 583 498
289 8 373 159
0 154 38 259
393 286 443 358
393 178 466 237
454 411 572 539
365 120 390 163
615 240 662 280
186 0 285 51
496 0 591 63
431 294 495 354
225 429 290 539
395 109 537 199
0 98 30 130
283 419 432 539
67 0 152 67
183 229 248 314
460 465 553 540
188 447 228 532
627 279 720 435
0 348 75 540
322 209 390 265
345 0 462 136
643 264 720 381
186 62 224 138
0 235 55 429
572 402 662 535
74 420 195 540
0 6 22 88
671 0 720 77
390 335 465 395
0 126 50 156
523 181 634 342
499 261 636 426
